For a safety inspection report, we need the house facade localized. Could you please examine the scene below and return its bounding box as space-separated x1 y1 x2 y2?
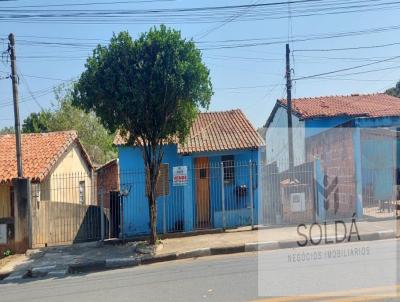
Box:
0 131 94 250
96 159 120 208
115 109 264 237
264 93 400 221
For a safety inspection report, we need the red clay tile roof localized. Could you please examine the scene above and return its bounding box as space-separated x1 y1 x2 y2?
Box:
278 93 400 119
114 109 264 154
0 131 92 183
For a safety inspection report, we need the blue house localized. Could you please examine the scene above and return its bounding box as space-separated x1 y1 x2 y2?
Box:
115 109 264 237
264 93 400 221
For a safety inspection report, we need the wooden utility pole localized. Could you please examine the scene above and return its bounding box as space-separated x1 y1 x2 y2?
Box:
8 33 23 177
286 43 294 174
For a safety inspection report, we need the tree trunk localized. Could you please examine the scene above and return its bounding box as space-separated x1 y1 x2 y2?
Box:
148 192 157 245
142 141 163 246
147 163 158 245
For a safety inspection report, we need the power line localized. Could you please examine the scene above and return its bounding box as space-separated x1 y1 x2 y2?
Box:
199 25 400 50
21 74 73 81
305 76 397 82
196 0 262 39
216 83 285 90
1 0 175 9
18 70 44 110
310 64 400 78
0 88 54 108
293 55 400 81
3 23 400 54
0 0 325 13
0 81 69 107
294 41 400 52
2 0 399 25
5 22 400 45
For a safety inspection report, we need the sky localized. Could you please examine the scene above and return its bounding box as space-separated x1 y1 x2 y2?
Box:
0 0 399 129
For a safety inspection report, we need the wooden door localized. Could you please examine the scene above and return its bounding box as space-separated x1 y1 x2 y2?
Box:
195 157 210 228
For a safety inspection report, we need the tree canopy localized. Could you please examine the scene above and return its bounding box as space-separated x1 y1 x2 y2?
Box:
22 111 52 133
386 80 400 97
22 85 116 164
73 25 213 244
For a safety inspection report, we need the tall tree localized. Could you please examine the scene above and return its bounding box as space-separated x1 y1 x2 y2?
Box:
386 80 400 97
73 25 213 244
22 85 116 164
22 111 52 133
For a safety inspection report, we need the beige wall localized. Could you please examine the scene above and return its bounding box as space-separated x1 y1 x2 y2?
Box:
36 143 95 205
0 184 11 218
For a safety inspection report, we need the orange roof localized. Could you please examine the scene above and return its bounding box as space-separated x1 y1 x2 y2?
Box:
0 131 92 183
114 109 264 154
278 93 400 120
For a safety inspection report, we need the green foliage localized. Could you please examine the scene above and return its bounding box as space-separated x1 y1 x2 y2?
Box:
22 84 116 164
22 111 52 133
3 248 13 257
73 25 213 244
0 126 15 134
73 25 212 144
386 81 400 97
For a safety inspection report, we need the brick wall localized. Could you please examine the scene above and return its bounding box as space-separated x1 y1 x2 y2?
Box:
306 127 356 219
97 160 119 208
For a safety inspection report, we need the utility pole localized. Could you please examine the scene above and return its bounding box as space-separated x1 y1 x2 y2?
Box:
286 43 294 175
8 33 23 178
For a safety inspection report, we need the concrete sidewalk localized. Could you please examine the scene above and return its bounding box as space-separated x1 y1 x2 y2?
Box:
159 219 398 255
0 218 398 282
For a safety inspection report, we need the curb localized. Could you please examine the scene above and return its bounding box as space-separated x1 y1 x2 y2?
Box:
377 230 396 239
2 229 397 280
68 260 106 274
66 229 397 274
245 241 279 252
176 248 211 259
2 270 29 282
210 245 245 255
140 253 177 265
105 258 140 269
29 265 57 278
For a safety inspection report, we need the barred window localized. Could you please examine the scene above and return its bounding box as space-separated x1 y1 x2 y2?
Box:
222 155 234 182
79 181 85 204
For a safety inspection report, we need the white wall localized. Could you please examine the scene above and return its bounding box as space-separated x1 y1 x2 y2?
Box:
265 106 305 171
40 143 95 205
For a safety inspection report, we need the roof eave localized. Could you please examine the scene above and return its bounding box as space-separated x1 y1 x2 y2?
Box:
264 100 303 128
177 145 262 155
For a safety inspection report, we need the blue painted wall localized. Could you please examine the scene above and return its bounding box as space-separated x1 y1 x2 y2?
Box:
355 116 400 128
305 116 353 137
118 144 260 237
118 144 185 236
265 106 400 219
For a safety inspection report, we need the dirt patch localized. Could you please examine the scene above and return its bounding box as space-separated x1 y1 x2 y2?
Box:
0 254 28 274
0 255 21 270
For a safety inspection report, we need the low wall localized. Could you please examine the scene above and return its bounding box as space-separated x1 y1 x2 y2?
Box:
31 200 109 248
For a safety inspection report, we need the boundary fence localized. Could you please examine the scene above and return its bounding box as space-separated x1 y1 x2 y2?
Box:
20 159 400 248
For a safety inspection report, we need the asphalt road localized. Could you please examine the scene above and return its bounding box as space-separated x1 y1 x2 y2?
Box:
0 239 399 302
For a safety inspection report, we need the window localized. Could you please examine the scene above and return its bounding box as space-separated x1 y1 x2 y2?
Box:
199 168 207 179
32 183 41 202
222 155 234 182
79 181 85 204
